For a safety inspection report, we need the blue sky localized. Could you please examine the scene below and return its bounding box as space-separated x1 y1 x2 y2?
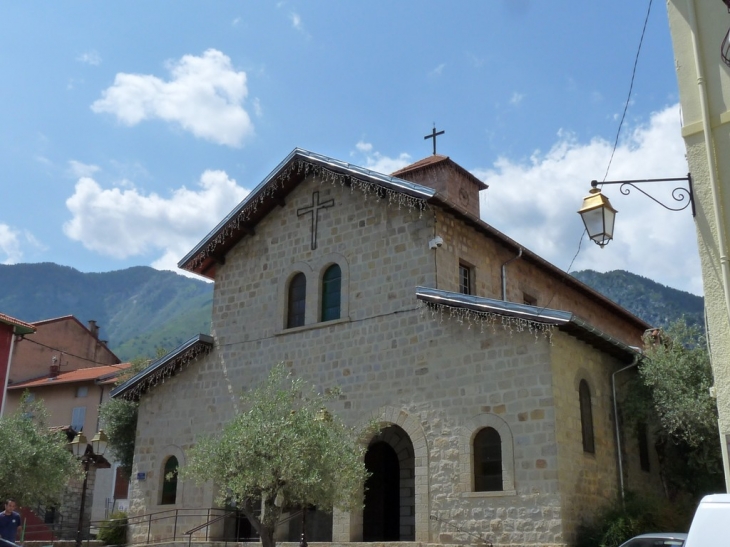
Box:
0 1 702 294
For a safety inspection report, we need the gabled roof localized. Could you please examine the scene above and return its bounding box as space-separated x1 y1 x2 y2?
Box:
177 148 648 330
7 363 131 389
415 287 644 363
111 334 214 401
178 148 436 278
0 313 36 336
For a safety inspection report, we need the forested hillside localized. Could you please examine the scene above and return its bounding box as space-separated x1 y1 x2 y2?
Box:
0 263 212 361
572 269 704 328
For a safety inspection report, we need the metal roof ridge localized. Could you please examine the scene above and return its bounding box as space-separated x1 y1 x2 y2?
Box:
415 286 573 323
178 148 436 269
415 286 641 361
111 333 214 399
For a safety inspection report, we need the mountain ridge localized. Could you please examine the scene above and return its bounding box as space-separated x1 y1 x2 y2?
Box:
0 263 703 361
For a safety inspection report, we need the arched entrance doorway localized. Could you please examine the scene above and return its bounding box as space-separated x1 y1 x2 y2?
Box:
362 425 415 541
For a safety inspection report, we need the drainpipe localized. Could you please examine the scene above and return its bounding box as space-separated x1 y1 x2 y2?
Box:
501 248 523 301
612 353 641 505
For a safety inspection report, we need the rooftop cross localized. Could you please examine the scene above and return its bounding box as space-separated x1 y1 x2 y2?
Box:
297 191 334 250
424 125 445 155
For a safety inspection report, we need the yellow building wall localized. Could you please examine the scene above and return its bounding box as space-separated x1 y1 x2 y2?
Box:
667 0 730 489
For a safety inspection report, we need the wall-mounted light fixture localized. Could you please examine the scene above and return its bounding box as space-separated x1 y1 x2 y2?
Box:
577 174 694 248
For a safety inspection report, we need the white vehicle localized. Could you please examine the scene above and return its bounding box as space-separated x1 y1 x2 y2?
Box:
684 493 730 547
618 532 687 547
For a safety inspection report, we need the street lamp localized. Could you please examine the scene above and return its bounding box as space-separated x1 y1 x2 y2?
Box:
578 174 694 248
70 430 108 547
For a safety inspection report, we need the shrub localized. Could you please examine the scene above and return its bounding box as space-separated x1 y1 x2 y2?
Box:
97 510 128 546
575 492 694 547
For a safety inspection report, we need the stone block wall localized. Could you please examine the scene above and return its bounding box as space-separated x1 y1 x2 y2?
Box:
127 173 653 546
432 209 647 347
550 334 664 545
59 467 97 540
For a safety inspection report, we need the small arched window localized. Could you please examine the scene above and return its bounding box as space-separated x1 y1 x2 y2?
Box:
473 427 502 491
287 273 307 328
579 380 595 454
321 264 342 322
161 456 179 505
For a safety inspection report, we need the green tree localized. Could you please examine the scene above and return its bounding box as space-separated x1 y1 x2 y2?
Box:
641 319 717 447
623 318 723 499
99 353 161 476
98 397 138 475
0 395 81 506
182 364 370 547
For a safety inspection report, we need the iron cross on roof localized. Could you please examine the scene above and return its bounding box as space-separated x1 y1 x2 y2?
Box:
424 125 445 155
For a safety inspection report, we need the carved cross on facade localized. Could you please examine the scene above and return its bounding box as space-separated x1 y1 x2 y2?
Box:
424 125 445 155
297 191 334 250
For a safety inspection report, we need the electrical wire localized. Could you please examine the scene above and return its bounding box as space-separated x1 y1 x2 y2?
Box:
600 0 654 185
538 0 655 313
18 336 127 368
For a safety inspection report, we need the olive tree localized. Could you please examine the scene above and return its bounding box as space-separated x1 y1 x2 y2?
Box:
99 353 162 476
622 318 724 498
182 364 370 547
640 319 717 447
0 396 81 506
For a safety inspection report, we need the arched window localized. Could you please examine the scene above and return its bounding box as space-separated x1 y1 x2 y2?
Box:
161 456 179 505
579 380 595 454
321 264 342 322
473 427 502 491
287 273 306 328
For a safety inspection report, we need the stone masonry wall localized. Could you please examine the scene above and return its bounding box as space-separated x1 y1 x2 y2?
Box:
128 173 650 546
432 209 646 347
550 335 664 545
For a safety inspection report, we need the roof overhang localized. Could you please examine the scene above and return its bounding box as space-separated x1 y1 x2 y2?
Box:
416 287 642 363
177 148 648 331
178 148 436 279
0 313 36 336
111 334 214 401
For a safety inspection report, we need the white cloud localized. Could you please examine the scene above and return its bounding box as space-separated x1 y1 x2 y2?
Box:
353 142 412 175
476 103 702 295
510 92 525 105
290 12 302 30
68 160 100 178
0 224 22 264
253 97 263 117
91 49 254 147
0 225 43 264
77 51 102 66
429 63 446 78
63 170 250 272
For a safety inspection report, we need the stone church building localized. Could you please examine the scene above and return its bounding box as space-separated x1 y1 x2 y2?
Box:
114 148 663 546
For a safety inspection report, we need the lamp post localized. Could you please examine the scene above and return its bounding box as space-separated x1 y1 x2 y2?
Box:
70 430 108 547
578 174 694 248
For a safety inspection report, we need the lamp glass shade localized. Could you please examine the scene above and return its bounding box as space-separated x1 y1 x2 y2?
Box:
91 429 109 456
70 431 88 458
578 188 617 248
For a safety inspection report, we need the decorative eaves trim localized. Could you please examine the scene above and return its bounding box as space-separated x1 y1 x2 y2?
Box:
110 334 214 401
415 287 641 363
178 148 435 275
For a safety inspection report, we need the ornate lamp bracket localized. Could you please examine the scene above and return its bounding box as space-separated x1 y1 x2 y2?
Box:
590 173 695 217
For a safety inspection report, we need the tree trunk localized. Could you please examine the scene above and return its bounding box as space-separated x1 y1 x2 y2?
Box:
242 497 280 547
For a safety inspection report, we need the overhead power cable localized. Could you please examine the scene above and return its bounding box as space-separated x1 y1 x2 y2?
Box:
18 336 127 368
